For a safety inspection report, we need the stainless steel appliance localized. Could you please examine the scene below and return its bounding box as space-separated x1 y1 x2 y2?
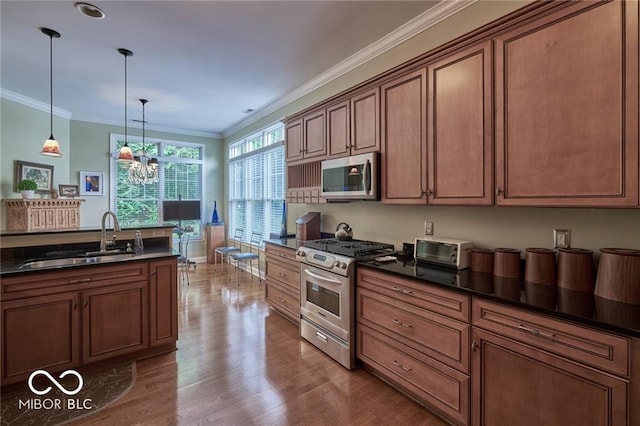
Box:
414 237 473 270
321 153 378 200
296 238 394 369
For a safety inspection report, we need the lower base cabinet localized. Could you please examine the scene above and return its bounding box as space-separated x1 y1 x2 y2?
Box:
1 257 178 386
265 243 300 324
471 327 627 425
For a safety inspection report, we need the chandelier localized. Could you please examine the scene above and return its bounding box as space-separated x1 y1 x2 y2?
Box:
127 99 159 184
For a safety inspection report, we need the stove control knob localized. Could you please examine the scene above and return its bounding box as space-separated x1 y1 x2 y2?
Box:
333 261 341 268
296 250 306 257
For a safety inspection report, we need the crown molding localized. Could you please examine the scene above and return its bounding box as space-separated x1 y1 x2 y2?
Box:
222 0 477 139
1 88 220 139
1 88 73 119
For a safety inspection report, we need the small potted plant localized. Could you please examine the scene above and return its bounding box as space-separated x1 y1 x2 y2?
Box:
17 179 38 199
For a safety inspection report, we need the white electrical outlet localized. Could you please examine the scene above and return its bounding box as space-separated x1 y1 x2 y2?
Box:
554 229 571 248
425 221 434 236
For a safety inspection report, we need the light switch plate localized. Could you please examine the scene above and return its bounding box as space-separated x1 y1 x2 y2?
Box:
554 229 571 248
425 221 434 236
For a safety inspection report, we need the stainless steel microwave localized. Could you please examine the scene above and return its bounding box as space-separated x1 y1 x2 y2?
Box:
321 152 378 200
414 237 473 269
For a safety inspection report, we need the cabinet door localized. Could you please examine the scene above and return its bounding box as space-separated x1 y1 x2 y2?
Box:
495 0 639 206
285 118 304 162
149 258 178 346
29 209 47 230
326 100 350 159
82 281 149 362
351 87 380 155
471 327 627 426
2 292 80 384
381 68 427 204
428 40 493 205
303 109 326 160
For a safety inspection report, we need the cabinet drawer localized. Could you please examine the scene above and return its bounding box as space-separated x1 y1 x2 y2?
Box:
1 261 149 300
266 280 300 323
472 298 630 377
358 267 470 322
358 287 469 373
358 324 469 425
265 257 300 291
265 244 298 264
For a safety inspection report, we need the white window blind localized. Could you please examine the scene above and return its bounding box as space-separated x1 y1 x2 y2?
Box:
229 123 285 242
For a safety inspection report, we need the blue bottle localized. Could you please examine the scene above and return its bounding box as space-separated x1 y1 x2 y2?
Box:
211 201 219 223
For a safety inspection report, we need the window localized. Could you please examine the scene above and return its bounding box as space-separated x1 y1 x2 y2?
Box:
110 135 204 239
229 123 285 243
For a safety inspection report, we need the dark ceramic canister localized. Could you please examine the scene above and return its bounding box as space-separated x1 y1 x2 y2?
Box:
557 248 594 292
471 248 494 274
595 248 640 305
494 248 521 278
525 248 557 286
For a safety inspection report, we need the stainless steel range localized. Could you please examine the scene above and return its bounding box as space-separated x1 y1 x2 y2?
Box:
296 238 394 369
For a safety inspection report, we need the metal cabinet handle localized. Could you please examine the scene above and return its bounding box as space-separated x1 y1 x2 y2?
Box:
392 319 412 328
278 273 288 279
392 360 412 372
495 187 503 196
392 286 413 295
68 277 92 284
427 189 433 197
83 301 88 308
518 324 556 340
471 340 478 352
73 302 78 310
315 331 328 343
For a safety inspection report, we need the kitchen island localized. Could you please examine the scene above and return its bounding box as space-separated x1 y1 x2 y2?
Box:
0 226 179 387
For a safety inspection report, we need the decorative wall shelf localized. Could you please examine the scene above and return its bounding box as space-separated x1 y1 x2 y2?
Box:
2 199 84 231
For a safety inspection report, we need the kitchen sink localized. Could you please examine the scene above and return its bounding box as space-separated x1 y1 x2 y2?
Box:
17 253 136 270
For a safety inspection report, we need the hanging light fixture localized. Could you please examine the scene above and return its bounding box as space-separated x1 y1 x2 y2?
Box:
40 27 62 157
126 99 159 185
116 48 134 162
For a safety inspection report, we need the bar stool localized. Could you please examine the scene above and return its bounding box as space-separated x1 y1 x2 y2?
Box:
230 231 262 286
214 228 243 275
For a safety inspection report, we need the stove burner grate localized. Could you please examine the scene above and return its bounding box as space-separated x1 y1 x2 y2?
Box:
303 238 394 258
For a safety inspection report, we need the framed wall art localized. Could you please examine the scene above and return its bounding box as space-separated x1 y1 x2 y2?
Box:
59 184 80 198
80 171 105 196
14 160 54 194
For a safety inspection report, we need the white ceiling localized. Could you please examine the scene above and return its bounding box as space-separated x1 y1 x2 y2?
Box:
0 0 454 138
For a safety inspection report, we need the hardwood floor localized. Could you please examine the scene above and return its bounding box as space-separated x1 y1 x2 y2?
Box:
75 262 446 425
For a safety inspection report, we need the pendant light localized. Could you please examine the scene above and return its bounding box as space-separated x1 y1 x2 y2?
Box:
40 28 62 157
125 99 159 185
116 48 134 162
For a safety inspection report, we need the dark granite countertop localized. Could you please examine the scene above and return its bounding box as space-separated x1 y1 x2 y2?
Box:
265 233 335 251
358 259 640 338
0 248 178 276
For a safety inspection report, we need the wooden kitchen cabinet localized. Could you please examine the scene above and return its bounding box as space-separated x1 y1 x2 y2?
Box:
1 292 80 383
427 40 493 205
1 256 177 386
265 243 300 324
472 298 630 425
357 267 470 424
494 0 639 207
205 224 225 264
326 100 350 159
381 68 427 204
82 281 149 363
286 109 327 164
149 258 178 346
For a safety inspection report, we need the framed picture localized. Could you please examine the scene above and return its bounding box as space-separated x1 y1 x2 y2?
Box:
14 160 54 194
80 171 105 196
59 184 80 198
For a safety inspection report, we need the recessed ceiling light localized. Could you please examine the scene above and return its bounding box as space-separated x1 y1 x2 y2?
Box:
244 109 254 114
74 2 106 19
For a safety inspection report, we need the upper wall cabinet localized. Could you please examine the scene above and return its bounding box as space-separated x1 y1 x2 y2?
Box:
381 68 427 204
286 109 327 164
327 87 380 159
495 0 639 207
427 40 493 205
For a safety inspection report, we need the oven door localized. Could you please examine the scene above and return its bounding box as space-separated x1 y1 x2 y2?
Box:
300 263 352 341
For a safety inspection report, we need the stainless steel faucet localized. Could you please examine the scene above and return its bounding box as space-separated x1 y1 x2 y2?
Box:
100 211 121 252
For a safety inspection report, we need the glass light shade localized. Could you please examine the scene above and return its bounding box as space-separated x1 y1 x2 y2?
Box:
117 143 134 162
40 135 62 157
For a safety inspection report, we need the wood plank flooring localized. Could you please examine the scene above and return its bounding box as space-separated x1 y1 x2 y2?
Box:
74 263 446 425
